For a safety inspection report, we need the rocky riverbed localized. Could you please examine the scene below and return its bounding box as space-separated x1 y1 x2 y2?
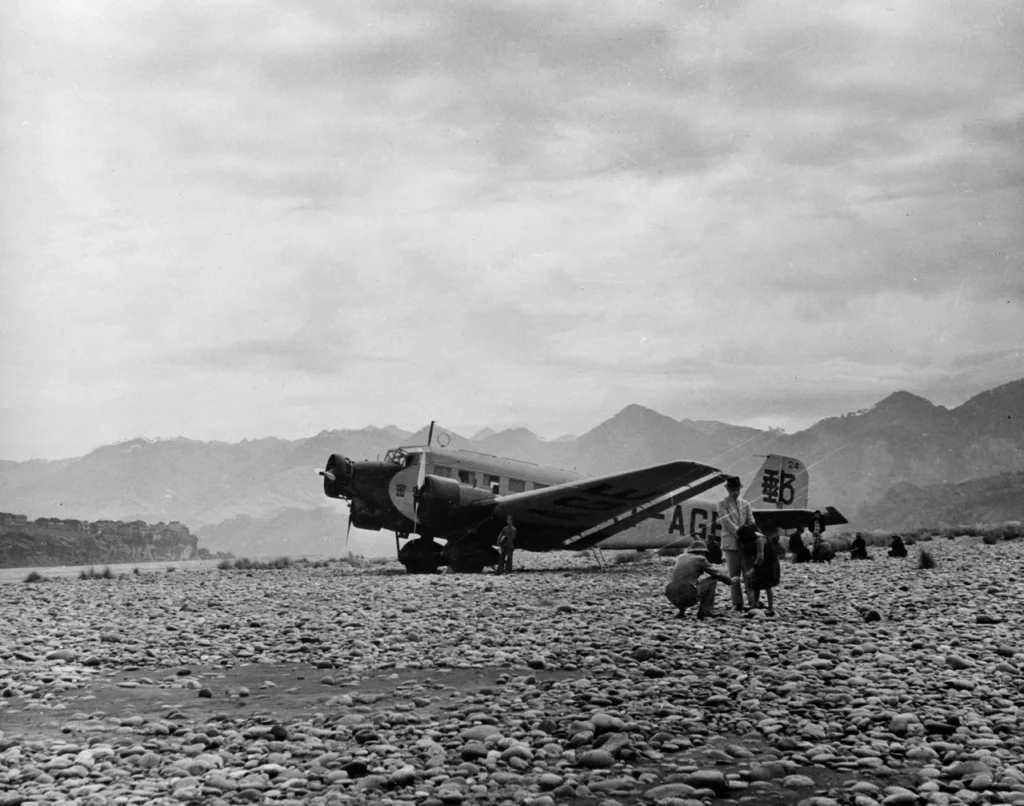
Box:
1 536 1023 806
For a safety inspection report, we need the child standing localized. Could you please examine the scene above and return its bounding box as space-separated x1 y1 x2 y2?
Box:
741 527 780 616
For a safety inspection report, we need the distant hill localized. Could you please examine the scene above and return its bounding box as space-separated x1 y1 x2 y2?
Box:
0 378 1021 556
195 507 375 559
771 381 1024 518
855 471 1024 532
0 514 199 568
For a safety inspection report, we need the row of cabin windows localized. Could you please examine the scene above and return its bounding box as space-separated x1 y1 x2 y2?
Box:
431 465 548 493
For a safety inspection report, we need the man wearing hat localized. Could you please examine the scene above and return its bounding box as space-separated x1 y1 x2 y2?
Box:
717 475 758 611
665 539 738 619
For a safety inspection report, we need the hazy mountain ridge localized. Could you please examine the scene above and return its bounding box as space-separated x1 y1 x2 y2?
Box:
776 380 1024 515
197 507 354 559
856 471 1024 532
1 378 1021 557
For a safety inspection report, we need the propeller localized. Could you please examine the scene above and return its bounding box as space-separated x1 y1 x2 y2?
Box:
412 450 427 536
316 466 348 555
410 422 434 536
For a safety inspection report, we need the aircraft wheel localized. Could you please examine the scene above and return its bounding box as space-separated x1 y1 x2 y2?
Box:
398 538 442 575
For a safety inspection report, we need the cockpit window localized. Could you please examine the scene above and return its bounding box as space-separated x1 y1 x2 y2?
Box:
383 448 407 466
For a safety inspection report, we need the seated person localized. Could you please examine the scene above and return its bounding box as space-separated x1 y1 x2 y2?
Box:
665 540 737 620
789 527 811 563
888 534 908 558
850 532 871 560
811 534 835 563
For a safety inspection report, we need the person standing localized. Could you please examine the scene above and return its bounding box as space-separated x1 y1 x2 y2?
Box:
665 539 737 620
496 515 517 574
717 476 756 611
808 510 826 540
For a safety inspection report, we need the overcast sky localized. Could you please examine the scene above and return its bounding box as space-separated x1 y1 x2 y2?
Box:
2 1 1022 461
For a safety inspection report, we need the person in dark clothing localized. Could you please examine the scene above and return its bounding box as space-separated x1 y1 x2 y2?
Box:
705 535 724 565
739 525 780 615
496 516 517 573
811 533 835 563
789 527 811 563
850 533 871 560
808 510 826 540
888 534 908 558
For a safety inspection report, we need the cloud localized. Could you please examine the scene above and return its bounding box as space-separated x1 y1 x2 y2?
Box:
1 0 1022 460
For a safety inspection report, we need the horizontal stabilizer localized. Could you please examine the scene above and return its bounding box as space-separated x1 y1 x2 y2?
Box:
753 505 848 531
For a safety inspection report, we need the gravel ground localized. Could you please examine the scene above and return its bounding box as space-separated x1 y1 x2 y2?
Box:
1 536 1023 806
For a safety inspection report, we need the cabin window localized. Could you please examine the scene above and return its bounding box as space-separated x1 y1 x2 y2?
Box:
458 470 477 487
533 482 549 490
485 474 500 493
432 465 452 478
508 478 526 493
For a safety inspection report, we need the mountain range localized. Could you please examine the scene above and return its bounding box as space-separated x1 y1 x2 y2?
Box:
1 378 1021 557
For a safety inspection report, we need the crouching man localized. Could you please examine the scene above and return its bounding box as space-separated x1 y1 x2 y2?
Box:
665 540 738 620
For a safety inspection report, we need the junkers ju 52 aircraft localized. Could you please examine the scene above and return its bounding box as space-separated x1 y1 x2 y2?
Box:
319 424 846 574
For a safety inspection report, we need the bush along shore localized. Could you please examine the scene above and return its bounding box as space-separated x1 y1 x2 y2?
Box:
0 535 1022 806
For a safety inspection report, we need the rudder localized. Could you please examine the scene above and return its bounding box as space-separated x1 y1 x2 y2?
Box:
744 455 809 510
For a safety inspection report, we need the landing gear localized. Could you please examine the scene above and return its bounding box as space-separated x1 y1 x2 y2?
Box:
397 536 442 574
441 536 501 574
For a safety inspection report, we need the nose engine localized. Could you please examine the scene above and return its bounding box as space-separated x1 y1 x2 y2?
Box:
321 454 354 499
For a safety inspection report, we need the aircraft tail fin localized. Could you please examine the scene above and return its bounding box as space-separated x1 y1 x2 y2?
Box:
744 455 809 510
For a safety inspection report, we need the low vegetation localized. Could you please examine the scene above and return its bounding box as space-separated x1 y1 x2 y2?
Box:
215 554 387 571
917 549 936 569
831 521 1024 549
219 556 293 571
611 550 651 566
23 570 47 583
941 521 1024 541
79 566 115 580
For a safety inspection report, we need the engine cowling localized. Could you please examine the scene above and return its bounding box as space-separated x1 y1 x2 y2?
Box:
322 454 353 499
416 475 496 531
349 502 382 532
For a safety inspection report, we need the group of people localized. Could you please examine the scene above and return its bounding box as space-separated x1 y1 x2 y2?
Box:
666 477 916 620
666 475 781 619
847 531 908 560
788 510 833 563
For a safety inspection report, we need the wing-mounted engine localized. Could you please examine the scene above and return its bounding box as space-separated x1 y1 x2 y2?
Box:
416 475 497 532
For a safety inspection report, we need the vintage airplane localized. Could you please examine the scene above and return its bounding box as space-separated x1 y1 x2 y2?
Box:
319 425 846 573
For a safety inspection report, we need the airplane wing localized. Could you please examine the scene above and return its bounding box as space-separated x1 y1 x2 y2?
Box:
489 461 724 549
752 505 848 531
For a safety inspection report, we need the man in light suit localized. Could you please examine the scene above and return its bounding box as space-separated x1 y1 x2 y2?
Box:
717 475 756 611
